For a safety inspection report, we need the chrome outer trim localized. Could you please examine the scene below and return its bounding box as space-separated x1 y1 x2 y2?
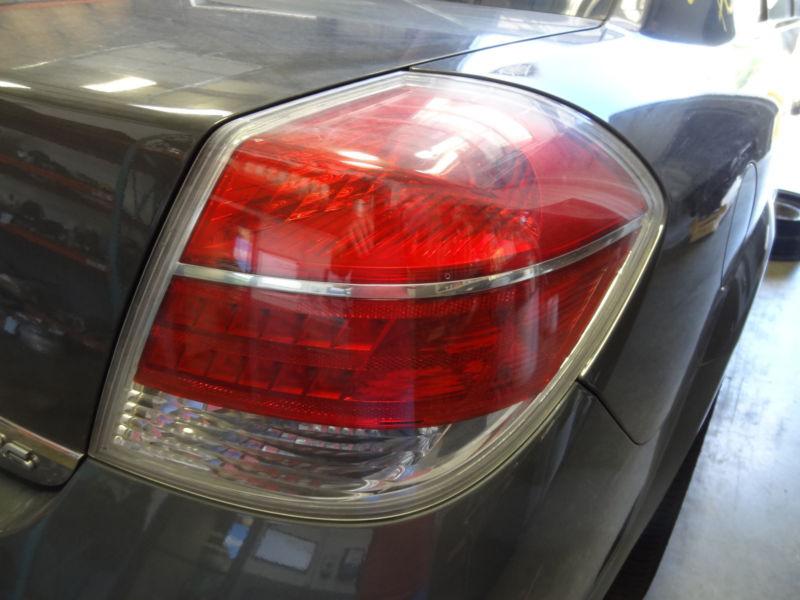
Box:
0 416 82 486
173 217 643 299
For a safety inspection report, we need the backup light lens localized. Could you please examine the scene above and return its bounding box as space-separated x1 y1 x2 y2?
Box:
92 73 663 520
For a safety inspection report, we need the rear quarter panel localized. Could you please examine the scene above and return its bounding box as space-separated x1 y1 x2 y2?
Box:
416 12 784 443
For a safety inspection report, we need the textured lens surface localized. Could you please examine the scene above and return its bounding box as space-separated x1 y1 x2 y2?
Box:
182 82 645 284
117 388 445 495
137 240 630 429
92 73 663 519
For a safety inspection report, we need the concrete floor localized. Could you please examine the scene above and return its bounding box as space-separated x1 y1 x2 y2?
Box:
645 260 800 599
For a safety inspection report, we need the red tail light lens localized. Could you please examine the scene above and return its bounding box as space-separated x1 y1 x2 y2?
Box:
92 73 663 519
138 241 627 430
180 84 644 284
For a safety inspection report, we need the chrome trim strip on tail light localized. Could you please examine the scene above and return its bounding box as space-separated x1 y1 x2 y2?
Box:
172 216 644 299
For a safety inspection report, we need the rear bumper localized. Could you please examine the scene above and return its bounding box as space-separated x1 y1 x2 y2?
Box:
0 384 652 600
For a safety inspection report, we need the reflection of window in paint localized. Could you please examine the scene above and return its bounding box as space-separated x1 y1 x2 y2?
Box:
618 0 647 22
255 528 316 572
223 520 251 560
733 0 762 33
766 0 793 19
338 547 365 582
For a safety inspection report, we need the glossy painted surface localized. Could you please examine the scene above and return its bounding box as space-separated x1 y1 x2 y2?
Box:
0 0 791 598
0 385 659 600
0 0 593 453
417 13 792 442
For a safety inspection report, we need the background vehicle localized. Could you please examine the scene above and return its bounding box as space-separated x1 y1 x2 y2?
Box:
0 1 795 598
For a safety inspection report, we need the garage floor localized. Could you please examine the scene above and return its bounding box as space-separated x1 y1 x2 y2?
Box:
645 260 800 599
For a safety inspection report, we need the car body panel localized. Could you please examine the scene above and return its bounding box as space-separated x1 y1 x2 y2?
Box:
0 384 659 600
0 0 594 454
0 0 787 598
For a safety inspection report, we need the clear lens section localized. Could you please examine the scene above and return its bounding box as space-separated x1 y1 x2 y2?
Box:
92 73 663 520
118 387 446 495
113 383 519 517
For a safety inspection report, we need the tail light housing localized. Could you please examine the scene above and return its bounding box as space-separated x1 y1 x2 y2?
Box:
92 73 663 520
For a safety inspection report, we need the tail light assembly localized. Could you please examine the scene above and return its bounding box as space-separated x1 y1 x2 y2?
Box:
92 73 664 520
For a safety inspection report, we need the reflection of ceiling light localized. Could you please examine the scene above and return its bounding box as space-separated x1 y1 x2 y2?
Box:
132 104 232 117
342 160 382 170
337 149 379 162
84 76 156 93
13 60 51 70
189 0 316 19
0 80 30 89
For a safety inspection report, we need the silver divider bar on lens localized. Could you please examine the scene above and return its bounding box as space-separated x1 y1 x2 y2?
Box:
173 217 643 300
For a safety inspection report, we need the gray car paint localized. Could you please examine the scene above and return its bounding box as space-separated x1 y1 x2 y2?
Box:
0 0 789 598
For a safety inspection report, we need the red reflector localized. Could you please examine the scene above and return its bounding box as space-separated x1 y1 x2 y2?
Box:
181 85 645 284
136 239 630 429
